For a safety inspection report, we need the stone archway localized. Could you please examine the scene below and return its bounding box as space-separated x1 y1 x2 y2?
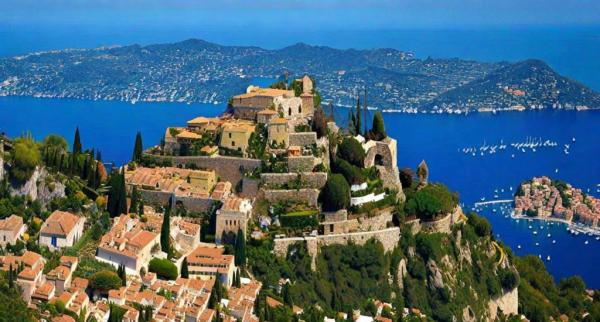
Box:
364 140 394 169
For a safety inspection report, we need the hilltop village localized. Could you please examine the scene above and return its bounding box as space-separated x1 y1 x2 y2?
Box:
3 75 600 322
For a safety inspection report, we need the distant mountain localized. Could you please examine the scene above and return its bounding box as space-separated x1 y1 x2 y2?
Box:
427 59 600 111
0 39 598 112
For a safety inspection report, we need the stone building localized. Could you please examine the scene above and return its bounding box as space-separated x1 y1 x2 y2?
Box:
268 117 289 148
39 211 85 251
219 122 256 156
185 245 236 287
256 109 277 124
0 214 27 246
215 196 252 244
231 86 295 120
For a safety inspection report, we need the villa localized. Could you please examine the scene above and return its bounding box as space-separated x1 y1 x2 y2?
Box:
219 122 256 155
185 245 236 287
96 215 161 275
215 196 253 243
38 211 85 251
0 214 27 246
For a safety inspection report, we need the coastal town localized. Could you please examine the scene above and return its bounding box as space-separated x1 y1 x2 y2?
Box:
0 73 597 322
514 176 600 233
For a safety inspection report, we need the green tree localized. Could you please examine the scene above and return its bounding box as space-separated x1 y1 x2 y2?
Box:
129 185 139 214
73 127 82 154
369 111 386 141
90 270 122 292
337 137 365 168
282 283 293 306
9 136 41 183
355 97 362 136
117 264 127 286
320 173 350 211
148 258 178 280
181 257 189 279
132 131 143 162
235 228 246 267
161 200 172 256
107 169 127 217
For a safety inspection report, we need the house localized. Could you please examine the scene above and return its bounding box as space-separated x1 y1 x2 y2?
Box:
125 166 217 198
215 196 252 243
12 251 46 303
268 117 288 148
256 109 277 124
96 215 160 275
219 122 256 155
186 116 223 133
188 169 216 193
39 211 85 251
231 86 295 120
46 256 78 295
0 214 27 246
185 245 236 287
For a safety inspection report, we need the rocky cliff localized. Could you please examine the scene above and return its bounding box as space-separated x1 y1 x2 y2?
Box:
9 167 65 205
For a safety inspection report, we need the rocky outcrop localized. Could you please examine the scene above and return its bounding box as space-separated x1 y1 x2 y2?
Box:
487 287 518 321
9 167 65 205
427 259 445 289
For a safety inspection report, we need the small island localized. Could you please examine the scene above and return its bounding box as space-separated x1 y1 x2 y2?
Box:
514 176 600 233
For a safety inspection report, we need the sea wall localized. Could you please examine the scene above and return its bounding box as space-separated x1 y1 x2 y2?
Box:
262 188 320 207
148 154 261 185
260 172 327 189
289 132 317 147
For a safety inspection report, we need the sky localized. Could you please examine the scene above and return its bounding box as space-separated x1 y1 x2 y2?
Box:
1 0 600 30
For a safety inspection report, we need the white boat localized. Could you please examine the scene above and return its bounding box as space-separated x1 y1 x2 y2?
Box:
555 168 559 173
546 255 551 261
585 240 589 245
535 242 540 246
547 234 551 238
552 240 556 244
533 231 538 235
517 245 522 249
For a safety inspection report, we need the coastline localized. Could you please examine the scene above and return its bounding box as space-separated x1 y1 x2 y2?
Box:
510 211 600 237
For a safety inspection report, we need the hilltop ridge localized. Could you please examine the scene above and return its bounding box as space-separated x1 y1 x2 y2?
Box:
1 38 598 112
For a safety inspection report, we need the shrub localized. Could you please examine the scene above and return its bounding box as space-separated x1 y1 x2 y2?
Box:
149 258 178 280
332 159 365 185
467 212 492 237
279 210 319 230
90 270 122 292
10 136 41 183
367 111 386 141
499 268 519 290
320 174 350 211
337 137 365 168
405 184 458 221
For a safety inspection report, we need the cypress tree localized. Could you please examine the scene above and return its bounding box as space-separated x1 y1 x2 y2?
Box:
132 131 143 162
138 200 145 216
160 199 172 256
8 264 13 289
129 185 138 214
181 257 189 278
118 264 126 286
370 111 386 141
282 282 292 306
118 169 127 215
355 96 361 136
234 228 246 267
107 169 127 217
73 127 82 154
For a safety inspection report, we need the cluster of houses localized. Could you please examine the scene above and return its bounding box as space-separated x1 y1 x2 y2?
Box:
514 176 600 226
161 75 315 158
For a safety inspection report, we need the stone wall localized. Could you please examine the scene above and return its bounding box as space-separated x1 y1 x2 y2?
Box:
138 189 215 212
287 156 315 173
149 155 261 186
289 132 317 147
260 172 327 189
356 211 394 231
273 227 400 270
262 188 320 207
407 206 464 234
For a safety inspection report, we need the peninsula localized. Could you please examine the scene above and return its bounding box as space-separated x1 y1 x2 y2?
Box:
1 39 599 113
514 176 600 233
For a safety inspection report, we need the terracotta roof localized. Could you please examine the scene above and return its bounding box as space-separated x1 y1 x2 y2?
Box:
221 196 247 212
71 277 89 290
60 256 78 268
33 281 55 299
266 296 283 308
52 315 76 322
233 87 293 99
176 129 202 140
21 251 42 267
40 211 81 237
0 215 24 233
47 265 71 281
186 245 234 267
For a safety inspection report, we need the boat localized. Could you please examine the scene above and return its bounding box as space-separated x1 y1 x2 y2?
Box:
517 245 522 249
585 240 589 245
546 255 551 261
552 240 556 244
533 231 538 235
547 234 551 238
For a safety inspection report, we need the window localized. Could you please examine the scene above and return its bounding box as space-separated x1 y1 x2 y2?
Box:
299 105 302 114
330 224 334 233
51 236 57 247
288 108 292 116
228 133 232 138
231 141 235 147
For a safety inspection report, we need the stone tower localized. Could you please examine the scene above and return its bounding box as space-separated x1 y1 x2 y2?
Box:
417 160 429 187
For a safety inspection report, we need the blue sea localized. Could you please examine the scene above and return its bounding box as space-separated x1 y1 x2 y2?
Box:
1 27 600 287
